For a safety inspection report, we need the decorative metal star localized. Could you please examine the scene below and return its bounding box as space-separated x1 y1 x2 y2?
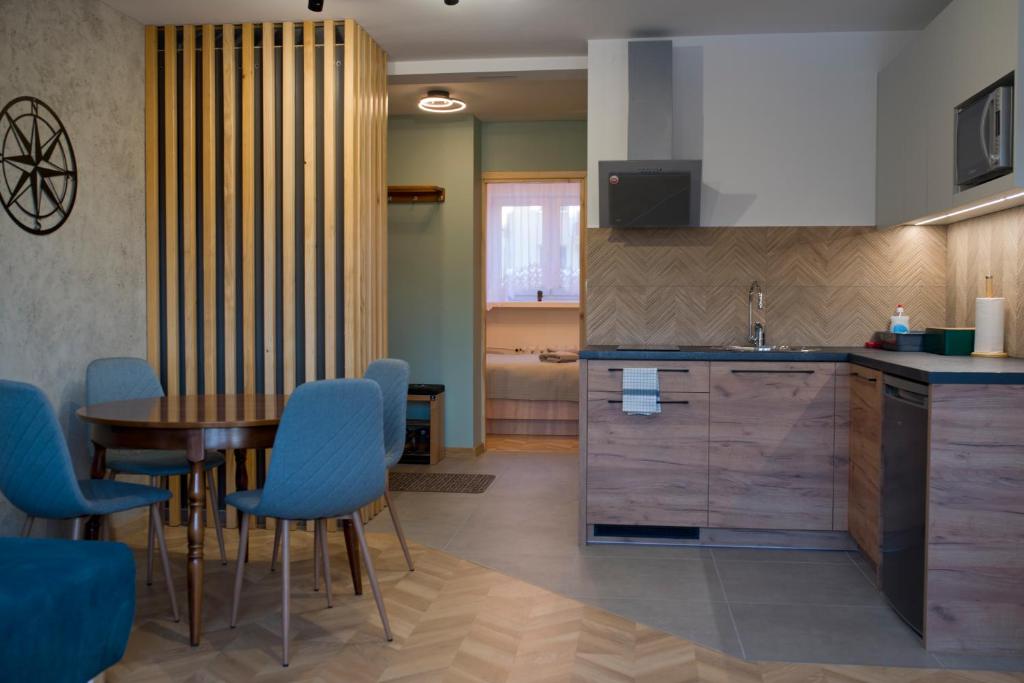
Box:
0 97 77 235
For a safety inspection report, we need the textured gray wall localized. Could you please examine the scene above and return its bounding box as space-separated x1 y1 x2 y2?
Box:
0 0 145 534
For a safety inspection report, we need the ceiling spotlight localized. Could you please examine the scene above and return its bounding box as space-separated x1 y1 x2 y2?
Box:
418 89 467 114
308 0 324 11
444 0 460 5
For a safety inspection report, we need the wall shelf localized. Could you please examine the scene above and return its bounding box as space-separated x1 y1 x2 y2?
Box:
388 185 446 203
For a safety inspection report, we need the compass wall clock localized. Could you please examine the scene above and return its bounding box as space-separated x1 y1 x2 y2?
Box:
0 96 78 235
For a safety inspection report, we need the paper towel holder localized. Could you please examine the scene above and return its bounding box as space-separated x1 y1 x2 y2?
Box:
971 274 1009 358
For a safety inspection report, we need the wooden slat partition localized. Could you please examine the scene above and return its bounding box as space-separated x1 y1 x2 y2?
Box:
343 20 389 378
145 20 388 526
344 21 389 522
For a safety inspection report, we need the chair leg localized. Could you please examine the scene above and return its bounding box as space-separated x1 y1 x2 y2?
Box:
317 519 333 608
20 516 34 538
350 513 392 642
385 489 415 571
151 503 180 623
313 523 321 592
281 521 291 667
270 522 282 572
230 513 250 628
146 476 157 586
70 517 84 540
207 470 227 565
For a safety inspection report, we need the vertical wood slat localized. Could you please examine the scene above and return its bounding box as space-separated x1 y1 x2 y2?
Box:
163 25 180 398
323 20 337 379
241 24 258 506
281 22 297 393
223 24 238 396
303 21 318 382
202 25 217 395
145 27 160 375
163 25 182 526
182 26 198 397
241 24 256 397
262 22 277 395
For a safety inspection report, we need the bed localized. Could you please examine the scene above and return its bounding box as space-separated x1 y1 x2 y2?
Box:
485 352 579 436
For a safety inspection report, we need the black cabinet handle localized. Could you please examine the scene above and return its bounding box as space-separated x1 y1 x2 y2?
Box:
607 368 689 373
606 400 689 405
730 369 815 375
851 372 877 383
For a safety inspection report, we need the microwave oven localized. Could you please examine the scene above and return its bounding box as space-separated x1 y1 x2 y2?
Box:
955 79 1013 190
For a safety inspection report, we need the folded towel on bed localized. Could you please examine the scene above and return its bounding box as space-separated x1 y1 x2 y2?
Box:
621 367 660 415
539 351 578 363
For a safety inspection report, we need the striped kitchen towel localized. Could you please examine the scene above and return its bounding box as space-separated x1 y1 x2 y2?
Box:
621 367 660 415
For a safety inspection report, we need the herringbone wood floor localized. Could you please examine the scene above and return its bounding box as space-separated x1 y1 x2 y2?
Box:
107 524 1022 682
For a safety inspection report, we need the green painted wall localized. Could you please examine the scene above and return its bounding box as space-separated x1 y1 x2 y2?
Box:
480 120 587 172
387 116 482 448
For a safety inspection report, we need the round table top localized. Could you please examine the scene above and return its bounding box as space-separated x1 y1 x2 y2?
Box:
76 394 288 429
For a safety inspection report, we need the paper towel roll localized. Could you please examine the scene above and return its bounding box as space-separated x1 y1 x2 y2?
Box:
974 297 1006 355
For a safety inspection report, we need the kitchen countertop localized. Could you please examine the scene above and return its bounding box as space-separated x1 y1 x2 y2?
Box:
579 345 1024 384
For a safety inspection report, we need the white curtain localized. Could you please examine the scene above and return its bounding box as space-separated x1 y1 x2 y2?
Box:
486 181 581 304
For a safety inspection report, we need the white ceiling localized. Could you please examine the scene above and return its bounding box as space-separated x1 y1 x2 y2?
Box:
102 0 952 61
389 73 587 121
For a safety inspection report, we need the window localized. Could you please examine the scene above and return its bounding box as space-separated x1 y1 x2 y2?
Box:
485 181 581 304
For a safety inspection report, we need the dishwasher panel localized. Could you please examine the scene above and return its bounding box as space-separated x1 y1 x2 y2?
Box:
880 375 929 636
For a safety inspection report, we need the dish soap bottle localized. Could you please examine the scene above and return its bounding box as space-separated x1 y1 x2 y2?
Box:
890 304 909 334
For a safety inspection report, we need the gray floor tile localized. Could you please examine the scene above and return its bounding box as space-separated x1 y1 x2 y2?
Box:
933 652 1024 672
566 555 727 603
716 558 886 606
712 547 852 564
729 603 939 667
585 597 744 657
456 550 580 595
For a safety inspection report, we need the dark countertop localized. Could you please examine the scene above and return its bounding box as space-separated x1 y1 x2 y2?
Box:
579 345 1024 385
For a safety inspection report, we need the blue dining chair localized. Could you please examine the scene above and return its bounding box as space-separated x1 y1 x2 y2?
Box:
364 358 414 571
86 357 227 585
227 379 392 667
273 359 415 583
0 379 180 621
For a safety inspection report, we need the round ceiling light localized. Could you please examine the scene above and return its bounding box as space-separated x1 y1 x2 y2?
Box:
418 90 466 114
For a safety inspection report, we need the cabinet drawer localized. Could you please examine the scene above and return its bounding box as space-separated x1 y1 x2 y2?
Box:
588 360 709 394
587 391 709 527
709 362 836 530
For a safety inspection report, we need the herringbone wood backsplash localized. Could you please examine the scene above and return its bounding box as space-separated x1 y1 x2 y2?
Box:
947 206 1024 357
586 226 947 347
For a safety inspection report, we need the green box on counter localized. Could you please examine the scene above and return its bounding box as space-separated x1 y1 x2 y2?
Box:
924 327 975 356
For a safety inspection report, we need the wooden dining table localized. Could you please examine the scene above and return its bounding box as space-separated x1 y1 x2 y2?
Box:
76 394 363 646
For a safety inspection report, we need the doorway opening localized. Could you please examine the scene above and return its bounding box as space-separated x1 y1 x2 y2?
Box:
481 172 586 454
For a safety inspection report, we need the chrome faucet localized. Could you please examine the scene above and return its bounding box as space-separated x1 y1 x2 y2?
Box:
748 280 766 348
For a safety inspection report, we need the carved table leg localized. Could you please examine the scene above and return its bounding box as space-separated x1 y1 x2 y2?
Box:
85 442 107 540
342 517 362 595
186 432 206 646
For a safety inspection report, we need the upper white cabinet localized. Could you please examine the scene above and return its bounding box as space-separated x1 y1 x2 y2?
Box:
876 0 1020 228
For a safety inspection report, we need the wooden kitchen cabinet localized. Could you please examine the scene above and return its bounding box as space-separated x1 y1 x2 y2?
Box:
587 391 709 527
848 364 884 573
708 363 836 530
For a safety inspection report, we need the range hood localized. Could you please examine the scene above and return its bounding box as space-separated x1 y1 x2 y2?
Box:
599 40 703 228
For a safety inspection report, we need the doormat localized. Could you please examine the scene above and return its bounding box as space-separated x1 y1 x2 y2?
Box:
389 472 496 494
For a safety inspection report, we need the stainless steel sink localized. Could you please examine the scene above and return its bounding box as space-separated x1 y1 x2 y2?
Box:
713 344 820 353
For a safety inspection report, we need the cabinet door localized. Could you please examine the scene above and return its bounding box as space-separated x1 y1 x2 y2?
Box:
709 363 836 530
587 391 709 527
848 365 884 570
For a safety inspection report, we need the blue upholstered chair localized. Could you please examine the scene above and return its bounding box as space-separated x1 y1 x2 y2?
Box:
86 357 227 583
0 379 180 621
364 358 415 571
227 379 392 667
0 537 135 683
